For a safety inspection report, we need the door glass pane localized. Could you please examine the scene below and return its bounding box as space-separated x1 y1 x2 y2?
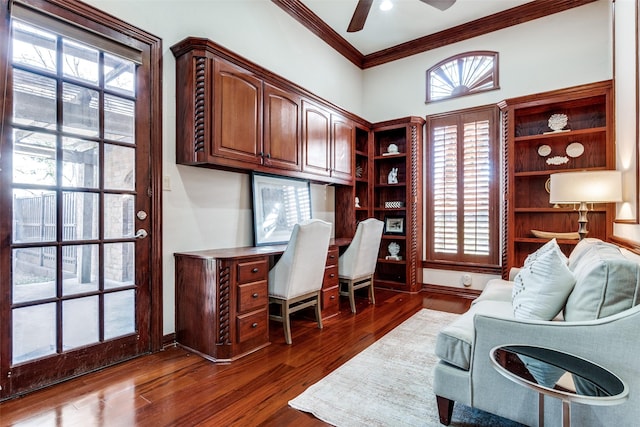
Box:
62 191 99 241
62 137 99 188
105 290 135 339
62 39 99 84
63 296 99 349
12 247 56 303
13 303 57 364
104 53 135 96
104 94 135 143
12 189 57 244
104 144 135 190
62 83 99 137
62 244 99 296
104 242 134 289
12 22 56 72
13 69 56 129
104 194 135 239
13 130 57 185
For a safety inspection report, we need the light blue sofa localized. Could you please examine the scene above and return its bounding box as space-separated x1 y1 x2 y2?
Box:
433 238 640 426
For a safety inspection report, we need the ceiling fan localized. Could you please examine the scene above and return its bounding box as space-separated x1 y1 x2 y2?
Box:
347 0 457 32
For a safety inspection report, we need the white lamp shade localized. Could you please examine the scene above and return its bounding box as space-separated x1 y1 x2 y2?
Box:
549 170 623 204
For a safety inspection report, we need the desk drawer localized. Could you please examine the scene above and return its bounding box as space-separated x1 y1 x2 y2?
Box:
322 286 340 314
323 264 338 289
237 259 268 284
236 308 268 343
237 281 267 313
326 247 338 266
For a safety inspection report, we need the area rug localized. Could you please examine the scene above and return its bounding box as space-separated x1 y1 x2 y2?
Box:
289 308 524 427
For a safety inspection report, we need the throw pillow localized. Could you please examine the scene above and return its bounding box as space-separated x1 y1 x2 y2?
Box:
523 238 567 267
512 247 576 320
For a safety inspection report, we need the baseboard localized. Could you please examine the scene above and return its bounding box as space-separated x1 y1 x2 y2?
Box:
422 283 480 300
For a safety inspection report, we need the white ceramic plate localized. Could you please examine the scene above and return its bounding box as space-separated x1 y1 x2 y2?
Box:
537 144 552 157
566 142 584 158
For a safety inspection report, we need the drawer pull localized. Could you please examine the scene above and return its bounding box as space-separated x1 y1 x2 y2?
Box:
329 273 335 278
252 267 259 273
330 295 336 300
252 322 258 328
252 293 259 298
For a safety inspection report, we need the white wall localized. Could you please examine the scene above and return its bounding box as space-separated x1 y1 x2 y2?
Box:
83 0 633 330
362 1 615 290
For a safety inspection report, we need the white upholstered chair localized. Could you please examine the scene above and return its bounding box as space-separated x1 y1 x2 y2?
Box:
268 219 332 344
338 218 384 313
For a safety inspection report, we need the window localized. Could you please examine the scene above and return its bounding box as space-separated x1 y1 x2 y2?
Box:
426 51 498 103
426 106 500 269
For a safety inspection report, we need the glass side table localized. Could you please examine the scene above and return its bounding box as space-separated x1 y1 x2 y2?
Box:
490 345 628 427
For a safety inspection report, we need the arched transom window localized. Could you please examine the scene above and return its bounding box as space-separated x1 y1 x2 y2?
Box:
426 51 499 103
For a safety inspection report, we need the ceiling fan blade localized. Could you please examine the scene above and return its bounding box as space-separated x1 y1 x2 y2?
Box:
347 0 373 33
420 0 456 11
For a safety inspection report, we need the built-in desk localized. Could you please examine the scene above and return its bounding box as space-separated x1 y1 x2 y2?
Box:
174 238 350 362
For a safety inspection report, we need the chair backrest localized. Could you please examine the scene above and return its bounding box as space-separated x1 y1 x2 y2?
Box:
268 219 332 299
338 218 384 279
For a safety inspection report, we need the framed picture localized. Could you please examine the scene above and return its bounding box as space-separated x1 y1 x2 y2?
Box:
251 172 312 246
383 216 405 235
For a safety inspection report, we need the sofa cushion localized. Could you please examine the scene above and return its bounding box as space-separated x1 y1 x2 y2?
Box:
472 279 513 306
565 242 640 321
512 246 576 320
435 300 513 370
568 237 604 271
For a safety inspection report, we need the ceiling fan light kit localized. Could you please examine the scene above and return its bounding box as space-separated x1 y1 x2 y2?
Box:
348 0 456 33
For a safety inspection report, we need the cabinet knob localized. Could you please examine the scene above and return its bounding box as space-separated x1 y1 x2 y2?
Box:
252 322 258 328
252 267 259 273
330 295 335 300
329 254 336 259
329 273 335 278
252 293 259 298
265 153 271 159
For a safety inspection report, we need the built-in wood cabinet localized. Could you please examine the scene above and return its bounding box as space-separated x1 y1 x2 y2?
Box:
171 37 359 185
500 80 615 276
371 117 424 293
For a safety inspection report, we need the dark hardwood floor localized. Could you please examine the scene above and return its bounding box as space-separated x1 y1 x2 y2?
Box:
0 290 472 426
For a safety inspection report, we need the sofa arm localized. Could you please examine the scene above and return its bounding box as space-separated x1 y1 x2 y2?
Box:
469 306 640 426
508 267 521 281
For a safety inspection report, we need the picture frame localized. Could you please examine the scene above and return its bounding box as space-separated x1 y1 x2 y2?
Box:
383 216 405 235
251 172 312 246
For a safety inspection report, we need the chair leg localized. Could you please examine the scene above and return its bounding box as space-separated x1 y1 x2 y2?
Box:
315 292 323 330
283 302 292 345
369 276 375 306
348 281 357 314
436 395 454 425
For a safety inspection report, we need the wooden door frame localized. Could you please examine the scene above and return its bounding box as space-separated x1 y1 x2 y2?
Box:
0 0 163 384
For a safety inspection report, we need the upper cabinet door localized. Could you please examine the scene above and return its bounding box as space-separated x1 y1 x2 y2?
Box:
302 99 331 177
214 60 263 165
331 115 354 184
263 83 301 171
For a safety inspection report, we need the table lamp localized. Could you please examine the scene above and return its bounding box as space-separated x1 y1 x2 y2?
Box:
549 170 622 240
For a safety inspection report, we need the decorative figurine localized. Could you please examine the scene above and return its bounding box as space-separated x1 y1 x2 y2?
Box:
388 167 398 184
386 242 402 260
355 196 361 208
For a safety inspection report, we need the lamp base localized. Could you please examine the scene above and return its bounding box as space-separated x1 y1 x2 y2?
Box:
577 202 589 240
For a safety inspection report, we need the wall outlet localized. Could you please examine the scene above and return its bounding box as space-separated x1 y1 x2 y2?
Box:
461 273 472 287
162 175 171 191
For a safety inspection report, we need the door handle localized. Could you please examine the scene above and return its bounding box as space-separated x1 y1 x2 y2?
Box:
135 229 148 239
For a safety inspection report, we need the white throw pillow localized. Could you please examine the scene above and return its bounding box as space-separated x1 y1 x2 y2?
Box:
512 247 576 320
523 238 567 267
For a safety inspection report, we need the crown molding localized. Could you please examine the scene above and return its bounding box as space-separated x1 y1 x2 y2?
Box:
272 0 598 69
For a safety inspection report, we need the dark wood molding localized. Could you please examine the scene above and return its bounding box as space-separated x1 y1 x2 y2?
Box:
272 0 598 69
271 0 364 68
610 235 640 255
422 283 481 300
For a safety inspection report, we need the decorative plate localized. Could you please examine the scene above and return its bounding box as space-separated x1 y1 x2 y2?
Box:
545 178 551 194
537 144 552 157
548 113 568 132
566 142 584 158
546 155 569 165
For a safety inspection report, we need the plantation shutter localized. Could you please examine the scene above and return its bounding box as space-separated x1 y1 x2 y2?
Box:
427 107 498 266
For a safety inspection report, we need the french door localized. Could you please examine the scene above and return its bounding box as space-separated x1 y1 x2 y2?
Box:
0 0 162 399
